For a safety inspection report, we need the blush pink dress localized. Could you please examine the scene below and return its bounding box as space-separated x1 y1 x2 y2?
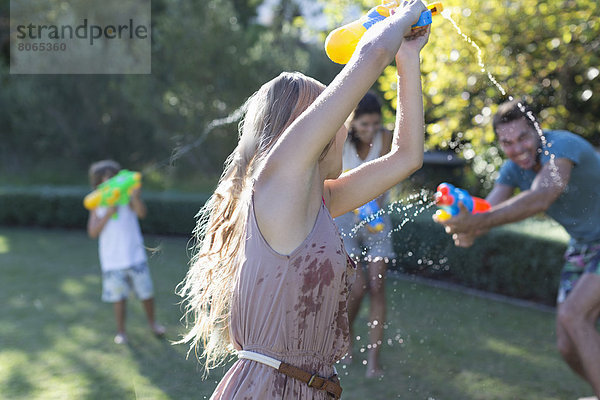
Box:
211 197 355 399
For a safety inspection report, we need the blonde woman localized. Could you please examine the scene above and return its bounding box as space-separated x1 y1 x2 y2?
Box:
178 1 429 398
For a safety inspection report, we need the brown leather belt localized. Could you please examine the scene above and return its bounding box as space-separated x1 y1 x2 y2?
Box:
237 350 342 399
278 361 342 399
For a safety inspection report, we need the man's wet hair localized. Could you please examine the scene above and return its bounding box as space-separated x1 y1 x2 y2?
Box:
493 98 538 133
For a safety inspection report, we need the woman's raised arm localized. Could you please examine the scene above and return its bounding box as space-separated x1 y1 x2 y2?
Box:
263 1 426 180
326 24 429 217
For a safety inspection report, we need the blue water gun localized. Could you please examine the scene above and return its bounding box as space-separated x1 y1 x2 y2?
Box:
355 199 385 233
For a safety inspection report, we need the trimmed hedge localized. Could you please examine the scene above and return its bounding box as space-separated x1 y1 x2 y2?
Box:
391 210 569 305
0 186 209 236
1 186 569 305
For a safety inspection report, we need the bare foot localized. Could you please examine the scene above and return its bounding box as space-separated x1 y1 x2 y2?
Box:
114 332 128 345
151 323 166 337
366 349 383 378
366 366 384 378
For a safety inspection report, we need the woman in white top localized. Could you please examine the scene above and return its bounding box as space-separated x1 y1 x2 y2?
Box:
335 92 395 377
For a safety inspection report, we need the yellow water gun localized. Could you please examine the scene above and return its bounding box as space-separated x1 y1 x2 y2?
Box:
83 170 142 214
325 2 443 65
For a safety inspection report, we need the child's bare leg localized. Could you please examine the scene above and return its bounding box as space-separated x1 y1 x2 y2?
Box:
114 299 126 334
142 298 165 336
344 267 367 363
113 299 128 344
142 297 155 325
366 259 386 378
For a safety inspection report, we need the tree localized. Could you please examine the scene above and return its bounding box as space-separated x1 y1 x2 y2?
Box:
376 0 599 190
298 0 600 190
0 0 339 186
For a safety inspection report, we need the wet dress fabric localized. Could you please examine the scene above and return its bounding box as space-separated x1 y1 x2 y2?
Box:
211 198 355 399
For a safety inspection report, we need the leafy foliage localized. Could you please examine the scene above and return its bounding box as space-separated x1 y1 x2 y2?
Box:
2 0 598 192
377 0 600 190
0 0 339 185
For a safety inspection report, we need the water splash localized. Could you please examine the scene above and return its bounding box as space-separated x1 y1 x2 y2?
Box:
441 9 562 186
512 98 562 185
144 104 246 174
440 9 506 96
342 189 440 267
345 189 433 240
385 190 437 240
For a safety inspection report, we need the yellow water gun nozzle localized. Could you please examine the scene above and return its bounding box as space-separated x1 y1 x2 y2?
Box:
427 2 443 16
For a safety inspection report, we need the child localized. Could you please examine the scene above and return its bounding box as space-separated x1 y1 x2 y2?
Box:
178 1 429 398
87 160 165 345
334 92 396 377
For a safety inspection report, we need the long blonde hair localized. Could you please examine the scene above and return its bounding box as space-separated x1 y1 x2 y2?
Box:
177 72 325 372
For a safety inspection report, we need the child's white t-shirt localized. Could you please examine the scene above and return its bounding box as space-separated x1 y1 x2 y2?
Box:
96 204 147 272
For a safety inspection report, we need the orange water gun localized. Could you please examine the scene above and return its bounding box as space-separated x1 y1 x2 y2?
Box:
434 182 491 222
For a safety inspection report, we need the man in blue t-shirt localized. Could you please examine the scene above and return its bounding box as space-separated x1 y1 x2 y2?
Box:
436 99 600 395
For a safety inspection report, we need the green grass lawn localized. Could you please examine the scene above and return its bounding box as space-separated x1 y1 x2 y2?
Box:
0 227 591 399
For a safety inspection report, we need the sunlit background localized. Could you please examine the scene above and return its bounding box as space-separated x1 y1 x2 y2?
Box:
1 0 598 398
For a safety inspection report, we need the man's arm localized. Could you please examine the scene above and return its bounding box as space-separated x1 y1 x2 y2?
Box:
443 157 573 236
447 183 514 247
485 183 515 207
